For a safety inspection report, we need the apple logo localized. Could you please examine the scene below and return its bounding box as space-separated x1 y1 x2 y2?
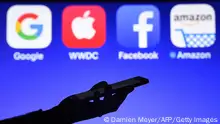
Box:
71 10 96 40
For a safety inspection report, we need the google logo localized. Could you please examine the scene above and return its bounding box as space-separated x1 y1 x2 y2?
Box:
16 13 43 40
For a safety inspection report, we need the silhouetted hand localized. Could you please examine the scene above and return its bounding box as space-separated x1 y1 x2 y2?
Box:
47 81 134 123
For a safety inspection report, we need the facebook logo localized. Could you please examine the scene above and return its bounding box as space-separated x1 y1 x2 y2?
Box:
116 5 160 48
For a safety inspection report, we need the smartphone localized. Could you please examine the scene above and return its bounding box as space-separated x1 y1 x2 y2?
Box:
75 76 149 100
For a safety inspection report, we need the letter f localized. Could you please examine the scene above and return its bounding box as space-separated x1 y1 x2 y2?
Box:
133 11 154 48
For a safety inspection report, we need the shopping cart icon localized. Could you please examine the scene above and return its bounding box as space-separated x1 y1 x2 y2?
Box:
175 29 216 48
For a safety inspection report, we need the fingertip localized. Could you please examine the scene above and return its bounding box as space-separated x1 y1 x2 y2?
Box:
99 81 108 85
91 81 108 90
